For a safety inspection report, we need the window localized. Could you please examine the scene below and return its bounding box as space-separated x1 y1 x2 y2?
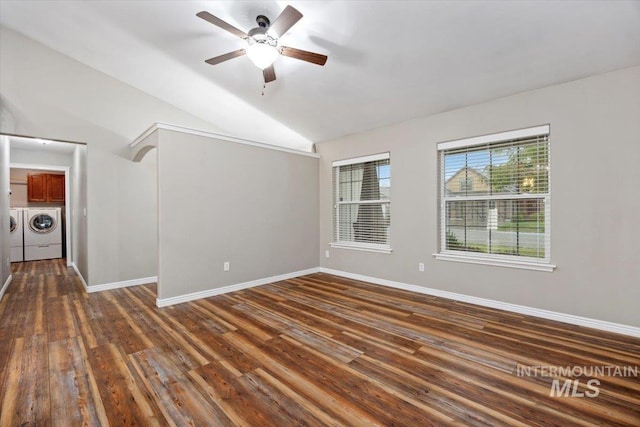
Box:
331 153 391 253
459 177 474 192
436 125 554 271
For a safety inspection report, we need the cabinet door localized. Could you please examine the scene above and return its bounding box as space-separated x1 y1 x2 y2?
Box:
48 174 65 202
28 174 47 202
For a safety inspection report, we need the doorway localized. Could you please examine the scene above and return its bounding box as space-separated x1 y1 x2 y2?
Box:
4 134 86 271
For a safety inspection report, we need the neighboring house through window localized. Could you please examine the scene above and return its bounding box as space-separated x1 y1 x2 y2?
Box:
331 153 391 253
436 125 554 271
459 176 474 192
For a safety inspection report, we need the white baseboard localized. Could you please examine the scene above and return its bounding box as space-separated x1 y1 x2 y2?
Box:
71 262 156 293
71 263 89 290
319 268 640 338
87 275 158 293
0 274 12 301
156 267 321 307
67 258 639 338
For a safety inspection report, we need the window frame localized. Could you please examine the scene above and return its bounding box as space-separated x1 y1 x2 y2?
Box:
330 152 392 254
434 125 556 272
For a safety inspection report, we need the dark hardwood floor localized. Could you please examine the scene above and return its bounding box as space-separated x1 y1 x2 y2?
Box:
1 259 639 426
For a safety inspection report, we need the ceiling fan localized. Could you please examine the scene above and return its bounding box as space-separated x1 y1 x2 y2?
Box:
197 5 327 84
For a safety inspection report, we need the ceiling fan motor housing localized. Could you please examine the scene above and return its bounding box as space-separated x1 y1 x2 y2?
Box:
247 26 277 48
256 15 270 29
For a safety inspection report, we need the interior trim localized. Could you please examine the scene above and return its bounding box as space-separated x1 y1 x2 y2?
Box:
0 274 12 301
130 122 319 158
156 267 321 307
69 259 639 337
332 152 390 167
85 274 157 293
434 253 556 272
319 267 640 338
437 124 550 151
330 243 393 254
1 132 86 146
71 262 89 290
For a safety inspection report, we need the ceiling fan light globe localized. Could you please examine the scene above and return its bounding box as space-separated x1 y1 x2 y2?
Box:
246 43 279 69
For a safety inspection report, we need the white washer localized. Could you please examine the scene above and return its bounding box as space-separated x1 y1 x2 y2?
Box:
24 207 62 261
10 208 24 262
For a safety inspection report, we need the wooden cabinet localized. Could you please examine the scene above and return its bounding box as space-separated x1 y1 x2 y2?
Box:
47 174 65 202
27 174 47 202
28 174 65 202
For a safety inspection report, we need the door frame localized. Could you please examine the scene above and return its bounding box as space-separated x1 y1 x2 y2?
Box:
10 162 72 267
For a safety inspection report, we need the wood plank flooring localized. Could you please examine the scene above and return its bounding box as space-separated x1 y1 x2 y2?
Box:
1 259 639 426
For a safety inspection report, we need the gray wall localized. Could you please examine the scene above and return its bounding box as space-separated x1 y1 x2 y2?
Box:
157 130 319 300
72 144 88 282
0 26 223 287
0 136 9 294
317 66 640 327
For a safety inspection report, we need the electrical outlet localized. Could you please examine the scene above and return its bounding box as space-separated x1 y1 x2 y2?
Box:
325 250 330 258
223 261 230 272
418 262 425 272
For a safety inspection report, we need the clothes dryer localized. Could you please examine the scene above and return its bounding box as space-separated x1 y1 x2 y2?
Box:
24 207 62 261
9 208 24 262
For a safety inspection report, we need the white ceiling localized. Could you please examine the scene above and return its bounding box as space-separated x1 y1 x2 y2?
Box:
1 1 639 151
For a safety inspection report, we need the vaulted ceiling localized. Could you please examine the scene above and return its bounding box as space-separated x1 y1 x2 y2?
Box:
2 1 639 151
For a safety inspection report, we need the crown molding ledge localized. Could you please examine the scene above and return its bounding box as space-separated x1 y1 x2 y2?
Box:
130 122 319 162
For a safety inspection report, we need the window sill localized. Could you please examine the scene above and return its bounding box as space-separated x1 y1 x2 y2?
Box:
433 252 556 272
330 243 393 254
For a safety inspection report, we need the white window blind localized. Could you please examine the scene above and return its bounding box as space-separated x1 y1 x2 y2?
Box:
437 126 552 269
332 153 391 252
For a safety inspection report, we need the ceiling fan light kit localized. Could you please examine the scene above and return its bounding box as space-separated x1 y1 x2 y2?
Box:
245 22 279 69
197 5 327 84
246 43 279 69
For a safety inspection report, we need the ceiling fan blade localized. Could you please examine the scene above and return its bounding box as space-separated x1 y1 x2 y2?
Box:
205 49 246 66
197 11 247 38
263 66 276 83
267 5 303 38
280 46 327 66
